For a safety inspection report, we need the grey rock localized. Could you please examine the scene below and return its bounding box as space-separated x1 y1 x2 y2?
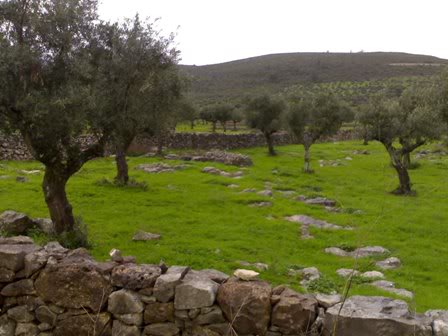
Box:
195 305 225 325
286 215 351 230
111 264 161 290
248 201 272 208
361 271 385 279
336 268 360 278
299 267 320 286
132 231 161 241
174 278 219 310
0 268 15 283
0 211 35 235
323 296 431 336
32 218 54 235
108 289 144 315
0 236 33 245
425 310 448 336
376 257 401 270
14 323 39 336
195 269 229 284
0 244 38 271
1 279 35 296
257 190 273 197
35 306 57 326
144 302 174 324
315 293 342 308
326 246 389 258
153 273 184 303
304 197 337 207
371 280 414 299
53 312 111 336
114 313 143 326
109 248 123 262
0 314 16 336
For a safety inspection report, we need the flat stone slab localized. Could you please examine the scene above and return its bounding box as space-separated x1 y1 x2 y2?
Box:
325 246 390 258
249 201 272 208
336 268 361 278
237 261 269 271
323 296 431 336
132 231 161 241
371 280 414 299
136 163 185 174
296 196 337 207
234 269 259 281
202 167 243 178
285 215 352 230
376 257 401 270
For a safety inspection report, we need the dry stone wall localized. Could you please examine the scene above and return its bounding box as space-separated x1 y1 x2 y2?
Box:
1 130 356 161
0 236 446 336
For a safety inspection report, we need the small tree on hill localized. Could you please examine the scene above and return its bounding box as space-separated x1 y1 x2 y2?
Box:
0 0 108 235
245 95 286 155
287 93 345 173
357 89 443 195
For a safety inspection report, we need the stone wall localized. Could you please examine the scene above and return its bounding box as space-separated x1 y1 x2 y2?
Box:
0 130 357 161
0 236 445 336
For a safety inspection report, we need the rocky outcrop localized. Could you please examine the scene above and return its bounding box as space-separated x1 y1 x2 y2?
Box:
0 237 442 336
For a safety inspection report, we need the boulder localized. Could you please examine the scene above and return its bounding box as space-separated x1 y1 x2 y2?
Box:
153 273 184 303
0 244 38 271
217 280 271 335
0 236 33 245
0 211 35 235
32 218 54 235
425 310 448 336
14 323 39 336
7 305 35 322
174 278 219 310
112 320 141 336
53 312 111 336
271 288 318 335
35 262 113 311
195 269 229 284
111 264 161 289
194 306 225 325
108 289 144 315
323 296 431 336
315 293 342 309
144 302 174 324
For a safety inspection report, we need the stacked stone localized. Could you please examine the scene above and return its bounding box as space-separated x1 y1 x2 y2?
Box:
0 237 447 336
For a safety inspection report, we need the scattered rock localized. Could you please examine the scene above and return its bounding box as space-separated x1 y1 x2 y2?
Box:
201 166 243 178
136 163 185 173
352 149 370 155
242 188 257 193
132 231 161 241
32 218 54 235
234 269 260 281
371 280 414 299
109 248 123 263
249 201 272 208
299 267 321 286
286 215 352 230
336 268 360 278
361 271 385 279
227 184 239 189
376 257 401 270
296 196 337 207
323 296 430 336
325 246 390 258
257 190 273 197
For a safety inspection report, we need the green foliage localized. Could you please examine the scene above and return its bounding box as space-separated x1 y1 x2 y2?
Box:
307 276 339 294
245 95 286 134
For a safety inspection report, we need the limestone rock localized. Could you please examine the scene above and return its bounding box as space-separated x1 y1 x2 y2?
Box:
111 264 161 289
371 280 414 299
195 269 229 284
32 218 54 235
323 296 431 336
0 314 16 336
286 215 351 230
109 249 123 262
217 280 271 335
0 244 38 271
257 190 273 197
0 236 33 245
132 231 161 241
174 278 218 310
361 271 385 279
144 302 174 324
108 289 144 315
315 293 342 309
153 267 189 302
237 261 269 271
35 262 113 311
234 269 259 281
425 310 448 336
195 305 225 325
14 323 39 336
7 305 34 322
326 246 389 258
336 268 360 278
299 267 320 286
271 288 318 335
376 257 401 270
0 211 35 235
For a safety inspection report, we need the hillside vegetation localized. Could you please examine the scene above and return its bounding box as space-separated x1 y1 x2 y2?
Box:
180 52 448 104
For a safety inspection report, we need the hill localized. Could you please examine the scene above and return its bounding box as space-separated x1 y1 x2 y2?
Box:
179 52 448 105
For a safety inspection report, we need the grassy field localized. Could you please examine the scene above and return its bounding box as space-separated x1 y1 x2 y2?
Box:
1 141 447 312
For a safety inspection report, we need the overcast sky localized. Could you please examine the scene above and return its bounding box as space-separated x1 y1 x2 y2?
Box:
99 0 448 66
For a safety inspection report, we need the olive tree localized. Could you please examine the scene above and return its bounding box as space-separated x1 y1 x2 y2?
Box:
95 17 180 184
245 95 286 155
0 0 108 234
357 89 442 195
177 99 198 129
230 107 244 131
199 103 233 132
286 93 346 173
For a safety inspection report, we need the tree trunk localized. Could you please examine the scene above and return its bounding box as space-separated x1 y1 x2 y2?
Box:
156 136 164 156
212 122 217 133
190 120 195 129
115 146 129 185
233 121 237 131
403 152 411 168
363 137 369 146
386 145 413 195
304 144 312 173
265 133 276 156
222 122 227 133
42 168 74 235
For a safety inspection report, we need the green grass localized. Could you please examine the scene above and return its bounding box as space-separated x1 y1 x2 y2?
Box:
1 141 447 312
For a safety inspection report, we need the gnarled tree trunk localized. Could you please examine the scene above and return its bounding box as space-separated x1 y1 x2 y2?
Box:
386 144 413 195
265 132 276 156
304 144 312 173
42 168 74 235
115 146 129 185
